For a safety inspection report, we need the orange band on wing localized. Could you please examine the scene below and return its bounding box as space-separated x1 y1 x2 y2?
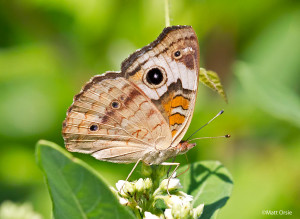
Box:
163 100 172 115
171 129 177 137
171 95 190 110
169 113 186 126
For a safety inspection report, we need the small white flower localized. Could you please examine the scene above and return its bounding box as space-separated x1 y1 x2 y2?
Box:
168 195 182 206
160 178 182 191
164 209 173 219
184 194 193 202
114 168 204 219
115 180 127 196
144 178 153 190
178 191 193 202
171 202 182 218
135 178 145 192
193 203 204 218
116 180 135 196
119 197 129 205
144 211 160 219
168 178 182 189
181 201 192 218
0 201 42 219
164 195 195 218
123 181 135 194
116 180 126 192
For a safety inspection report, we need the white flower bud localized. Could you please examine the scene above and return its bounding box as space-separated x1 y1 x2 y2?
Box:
165 195 195 218
115 180 135 196
119 197 128 205
177 191 193 202
171 202 182 218
144 211 160 219
193 204 204 218
169 195 181 205
135 178 145 192
116 180 125 191
164 209 173 219
160 178 182 192
115 180 127 196
164 195 180 209
123 181 135 194
144 178 153 190
168 178 182 190
181 201 192 218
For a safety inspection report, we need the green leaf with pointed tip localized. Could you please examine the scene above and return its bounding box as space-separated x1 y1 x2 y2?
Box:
178 161 233 219
199 68 228 103
36 140 135 219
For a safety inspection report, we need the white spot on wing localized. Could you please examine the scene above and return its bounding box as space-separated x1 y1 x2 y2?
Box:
142 59 156 70
162 56 176 86
138 84 160 100
156 84 168 97
171 107 187 115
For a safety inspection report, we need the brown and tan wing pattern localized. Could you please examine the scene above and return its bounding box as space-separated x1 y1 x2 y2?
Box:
121 25 200 147
62 72 172 163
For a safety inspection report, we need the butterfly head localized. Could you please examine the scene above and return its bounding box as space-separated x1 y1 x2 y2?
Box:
176 141 196 154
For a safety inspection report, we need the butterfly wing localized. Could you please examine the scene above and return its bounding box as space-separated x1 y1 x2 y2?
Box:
122 25 200 147
63 25 200 164
62 72 172 163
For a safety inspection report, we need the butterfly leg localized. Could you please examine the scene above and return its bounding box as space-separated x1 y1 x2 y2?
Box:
160 162 180 196
166 157 176 177
119 158 142 193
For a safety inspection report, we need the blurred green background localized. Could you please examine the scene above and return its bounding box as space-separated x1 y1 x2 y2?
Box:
0 0 300 218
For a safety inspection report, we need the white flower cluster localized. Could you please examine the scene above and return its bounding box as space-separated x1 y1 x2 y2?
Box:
0 200 42 219
111 174 204 219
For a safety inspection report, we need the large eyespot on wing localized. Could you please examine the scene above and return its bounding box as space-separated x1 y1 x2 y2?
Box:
62 72 172 163
121 25 200 147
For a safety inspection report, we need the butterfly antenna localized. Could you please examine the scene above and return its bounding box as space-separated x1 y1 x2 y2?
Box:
186 110 224 141
188 134 231 142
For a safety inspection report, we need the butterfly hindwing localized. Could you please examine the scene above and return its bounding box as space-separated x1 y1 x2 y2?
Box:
122 26 200 147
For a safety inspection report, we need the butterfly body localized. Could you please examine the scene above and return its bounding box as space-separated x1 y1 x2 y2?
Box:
62 25 200 165
137 141 196 165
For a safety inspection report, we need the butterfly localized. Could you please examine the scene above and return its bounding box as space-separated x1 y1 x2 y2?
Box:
62 25 199 181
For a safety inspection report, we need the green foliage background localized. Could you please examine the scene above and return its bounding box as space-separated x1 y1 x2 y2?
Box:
0 0 299 218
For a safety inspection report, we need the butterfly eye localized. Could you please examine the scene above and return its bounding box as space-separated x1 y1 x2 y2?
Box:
146 68 164 85
173 50 182 59
143 67 167 89
89 124 99 131
111 101 120 109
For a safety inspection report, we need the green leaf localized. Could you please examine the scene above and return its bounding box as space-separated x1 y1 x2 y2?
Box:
36 140 135 219
178 161 233 219
199 68 228 103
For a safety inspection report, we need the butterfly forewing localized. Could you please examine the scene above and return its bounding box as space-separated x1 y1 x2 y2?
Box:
62 73 172 163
